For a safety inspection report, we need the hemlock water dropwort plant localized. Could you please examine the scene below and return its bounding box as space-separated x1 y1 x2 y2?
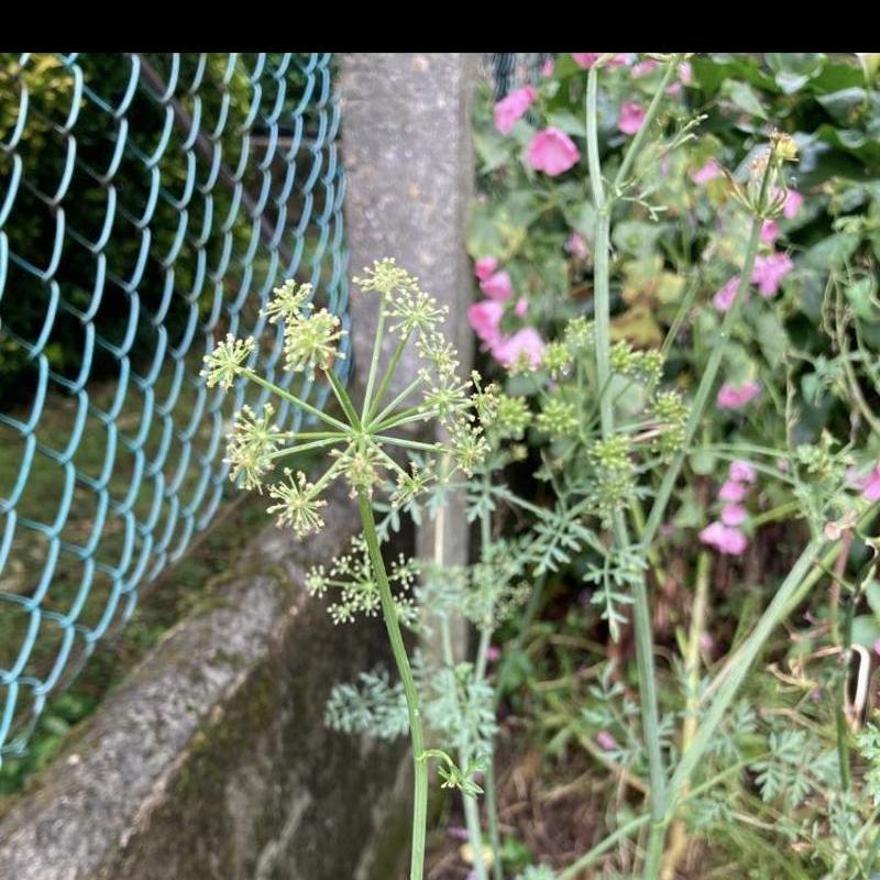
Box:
202 261 498 880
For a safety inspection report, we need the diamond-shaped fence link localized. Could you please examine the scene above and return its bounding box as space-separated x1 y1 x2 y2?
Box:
0 52 349 760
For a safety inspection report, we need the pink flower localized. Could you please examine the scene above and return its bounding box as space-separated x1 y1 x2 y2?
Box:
618 102 646 135
718 480 748 503
541 59 554 77
760 220 780 245
712 276 741 313
631 59 658 78
721 504 747 526
565 231 589 260
467 300 504 347
716 379 760 410
678 61 693 85
514 296 528 317
666 82 682 97
572 53 601 68
699 521 748 556
494 85 537 135
492 327 545 369
474 257 498 282
486 645 501 662
699 633 715 652
480 270 515 302
572 53 630 69
752 252 793 297
596 730 619 751
847 463 880 502
690 159 722 184
729 460 757 484
526 128 581 176
783 189 804 219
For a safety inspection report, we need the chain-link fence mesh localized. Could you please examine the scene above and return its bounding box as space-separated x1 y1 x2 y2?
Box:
486 53 553 99
0 52 349 760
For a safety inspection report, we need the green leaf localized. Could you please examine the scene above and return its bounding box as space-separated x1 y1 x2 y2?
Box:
810 61 865 95
722 80 767 120
865 579 880 618
612 220 664 258
689 449 716 477
562 199 596 242
756 311 789 365
546 109 586 137
851 613 880 649
816 88 869 126
846 276 878 321
765 53 826 95
803 233 860 272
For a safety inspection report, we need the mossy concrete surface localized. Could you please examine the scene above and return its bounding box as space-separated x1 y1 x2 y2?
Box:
0 485 408 879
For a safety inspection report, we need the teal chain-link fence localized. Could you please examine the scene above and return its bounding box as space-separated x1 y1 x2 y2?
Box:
0 53 349 760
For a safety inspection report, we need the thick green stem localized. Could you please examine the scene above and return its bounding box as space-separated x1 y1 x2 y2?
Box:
357 494 428 880
475 483 503 880
586 64 667 870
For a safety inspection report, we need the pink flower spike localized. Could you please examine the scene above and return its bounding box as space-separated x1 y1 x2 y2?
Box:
565 231 589 260
718 480 748 503
526 128 581 176
690 159 722 185
596 730 619 751
760 220 780 245
716 379 761 410
541 59 555 77
721 504 748 526
480 270 515 302
752 252 794 298
783 189 804 219
467 300 504 347
729 460 757 484
618 102 646 135
474 257 498 282
712 276 741 313
494 85 537 135
514 297 528 317
631 59 659 78
492 327 546 369
699 521 748 556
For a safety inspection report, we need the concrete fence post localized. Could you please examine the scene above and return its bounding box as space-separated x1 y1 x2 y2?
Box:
340 53 479 658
